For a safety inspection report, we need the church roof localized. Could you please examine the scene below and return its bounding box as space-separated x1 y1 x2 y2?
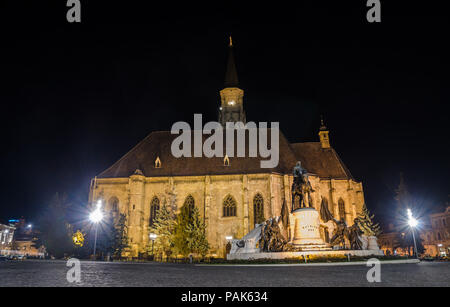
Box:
290 142 354 179
98 130 354 180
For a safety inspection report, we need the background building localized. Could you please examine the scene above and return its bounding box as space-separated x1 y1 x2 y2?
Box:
0 218 45 258
0 223 15 254
378 206 450 257
421 206 450 257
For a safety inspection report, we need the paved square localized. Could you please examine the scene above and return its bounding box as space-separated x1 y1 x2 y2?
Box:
0 260 448 287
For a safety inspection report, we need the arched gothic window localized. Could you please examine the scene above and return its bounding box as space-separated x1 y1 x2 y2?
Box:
183 195 195 216
149 196 160 226
223 195 237 217
253 193 265 225
109 196 119 212
338 198 346 221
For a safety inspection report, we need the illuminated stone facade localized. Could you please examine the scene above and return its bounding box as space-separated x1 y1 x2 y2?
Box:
90 172 365 258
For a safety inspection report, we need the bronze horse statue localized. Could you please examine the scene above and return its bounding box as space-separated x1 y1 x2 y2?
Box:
291 162 314 211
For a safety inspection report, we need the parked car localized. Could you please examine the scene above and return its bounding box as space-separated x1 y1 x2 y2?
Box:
0 256 8 262
9 255 26 260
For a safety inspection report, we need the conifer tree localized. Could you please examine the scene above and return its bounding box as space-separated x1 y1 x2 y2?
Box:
185 207 210 258
112 213 129 260
149 204 175 257
395 173 411 217
173 203 210 258
172 202 194 257
356 203 381 236
96 212 116 257
33 193 74 258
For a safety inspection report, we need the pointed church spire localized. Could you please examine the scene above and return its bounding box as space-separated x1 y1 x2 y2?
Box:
219 36 246 125
224 36 239 88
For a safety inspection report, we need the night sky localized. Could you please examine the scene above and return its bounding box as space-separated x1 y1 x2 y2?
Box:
1 1 448 225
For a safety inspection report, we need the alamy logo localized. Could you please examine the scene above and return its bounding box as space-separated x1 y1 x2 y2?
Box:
366 0 381 23
366 258 381 282
66 258 81 283
171 114 279 168
66 0 81 23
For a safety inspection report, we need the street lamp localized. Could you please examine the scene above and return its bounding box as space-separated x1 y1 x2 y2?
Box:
407 208 419 258
149 233 157 258
89 200 104 260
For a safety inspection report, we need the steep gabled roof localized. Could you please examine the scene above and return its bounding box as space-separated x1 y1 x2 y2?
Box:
98 130 354 180
290 142 354 179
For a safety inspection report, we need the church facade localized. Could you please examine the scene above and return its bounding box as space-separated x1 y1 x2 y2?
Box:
88 40 366 258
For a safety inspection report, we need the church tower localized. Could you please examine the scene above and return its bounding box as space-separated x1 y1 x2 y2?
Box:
218 36 246 126
318 116 331 149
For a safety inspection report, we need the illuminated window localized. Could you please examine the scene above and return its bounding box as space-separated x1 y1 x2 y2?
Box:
224 154 230 166
150 197 160 226
223 195 237 217
253 193 265 225
155 156 161 168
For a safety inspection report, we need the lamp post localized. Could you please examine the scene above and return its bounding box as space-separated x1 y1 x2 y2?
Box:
89 200 104 261
407 208 419 258
149 233 157 259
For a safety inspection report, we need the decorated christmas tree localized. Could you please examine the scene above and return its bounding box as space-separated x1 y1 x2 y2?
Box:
173 203 210 258
185 207 210 258
149 204 175 258
112 213 129 260
172 202 194 257
356 203 381 236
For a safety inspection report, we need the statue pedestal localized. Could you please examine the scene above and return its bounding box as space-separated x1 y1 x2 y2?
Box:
292 208 328 249
367 236 380 250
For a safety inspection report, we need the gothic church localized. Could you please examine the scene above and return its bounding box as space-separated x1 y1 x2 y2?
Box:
88 39 366 258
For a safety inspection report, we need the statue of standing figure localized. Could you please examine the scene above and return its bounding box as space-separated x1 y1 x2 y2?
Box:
291 162 314 211
259 218 287 252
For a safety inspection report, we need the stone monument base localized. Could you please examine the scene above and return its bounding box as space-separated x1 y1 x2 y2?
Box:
292 243 332 251
227 249 384 261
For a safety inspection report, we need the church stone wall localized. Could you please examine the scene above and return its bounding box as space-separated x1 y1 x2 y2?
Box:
90 173 365 258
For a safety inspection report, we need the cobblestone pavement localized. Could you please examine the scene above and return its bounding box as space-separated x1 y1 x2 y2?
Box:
0 260 448 287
